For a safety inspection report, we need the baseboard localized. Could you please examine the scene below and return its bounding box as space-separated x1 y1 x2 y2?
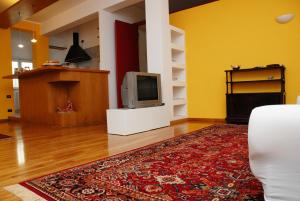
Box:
171 118 226 125
170 118 189 125
188 118 226 123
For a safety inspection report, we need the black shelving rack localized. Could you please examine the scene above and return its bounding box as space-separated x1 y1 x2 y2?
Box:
225 66 286 124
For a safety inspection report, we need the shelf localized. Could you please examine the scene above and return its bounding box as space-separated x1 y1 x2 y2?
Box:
226 92 284 95
49 80 80 83
171 43 184 52
56 111 77 114
225 66 285 73
170 24 187 122
172 81 186 87
49 45 68 50
3 74 19 79
172 62 185 70
173 99 186 106
225 65 286 124
170 25 185 35
173 115 188 121
227 79 284 84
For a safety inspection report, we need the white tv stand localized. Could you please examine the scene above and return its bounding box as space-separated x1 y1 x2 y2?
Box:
106 105 170 135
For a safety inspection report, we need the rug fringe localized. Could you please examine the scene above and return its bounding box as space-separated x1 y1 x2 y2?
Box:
4 184 46 201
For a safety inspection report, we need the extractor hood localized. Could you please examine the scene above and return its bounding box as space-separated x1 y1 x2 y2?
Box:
65 32 91 63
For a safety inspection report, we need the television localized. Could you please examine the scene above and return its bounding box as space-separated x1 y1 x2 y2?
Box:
121 72 162 109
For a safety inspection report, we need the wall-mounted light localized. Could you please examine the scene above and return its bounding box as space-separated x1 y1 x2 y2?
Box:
276 13 295 24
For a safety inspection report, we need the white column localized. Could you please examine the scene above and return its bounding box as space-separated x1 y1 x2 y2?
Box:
145 0 172 120
99 10 118 109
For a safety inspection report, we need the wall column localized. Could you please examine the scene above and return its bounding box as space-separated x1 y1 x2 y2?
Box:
145 0 172 120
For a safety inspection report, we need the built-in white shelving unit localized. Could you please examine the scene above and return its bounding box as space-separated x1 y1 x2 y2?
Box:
170 25 187 121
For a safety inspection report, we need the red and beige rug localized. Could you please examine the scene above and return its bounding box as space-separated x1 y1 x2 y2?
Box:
6 125 263 200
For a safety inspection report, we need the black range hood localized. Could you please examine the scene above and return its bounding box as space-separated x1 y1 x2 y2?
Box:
65 32 91 63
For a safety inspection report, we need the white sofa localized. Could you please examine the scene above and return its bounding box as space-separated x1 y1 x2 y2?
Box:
248 105 300 201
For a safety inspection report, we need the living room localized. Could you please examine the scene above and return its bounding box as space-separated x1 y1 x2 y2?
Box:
0 0 299 200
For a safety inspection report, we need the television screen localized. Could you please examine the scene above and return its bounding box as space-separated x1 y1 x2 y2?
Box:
137 75 158 101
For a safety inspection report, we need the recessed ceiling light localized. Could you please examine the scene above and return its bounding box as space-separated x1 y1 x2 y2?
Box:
18 44 24 48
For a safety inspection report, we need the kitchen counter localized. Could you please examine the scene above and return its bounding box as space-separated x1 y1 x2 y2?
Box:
3 66 109 79
3 66 110 127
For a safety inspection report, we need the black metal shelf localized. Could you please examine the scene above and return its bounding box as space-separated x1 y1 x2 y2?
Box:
226 92 284 95
225 65 286 124
226 79 284 84
225 66 285 73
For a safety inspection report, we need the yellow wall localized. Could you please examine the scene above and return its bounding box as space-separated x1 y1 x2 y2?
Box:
170 0 300 119
0 22 49 119
0 29 14 120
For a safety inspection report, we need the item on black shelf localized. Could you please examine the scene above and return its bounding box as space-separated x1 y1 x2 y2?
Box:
266 64 282 68
253 66 265 69
231 65 240 70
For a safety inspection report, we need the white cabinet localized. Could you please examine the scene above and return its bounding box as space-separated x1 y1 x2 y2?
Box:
170 25 187 120
107 106 170 135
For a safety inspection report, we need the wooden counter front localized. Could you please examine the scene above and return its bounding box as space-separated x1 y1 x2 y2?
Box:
4 66 109 127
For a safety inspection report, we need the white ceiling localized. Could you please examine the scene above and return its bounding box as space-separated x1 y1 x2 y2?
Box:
28 0 87 23
113 1 145 22
0 0 20 13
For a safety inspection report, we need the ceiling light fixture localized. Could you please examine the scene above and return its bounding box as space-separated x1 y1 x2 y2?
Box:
31 38 37 43
17 12 25 48
276 13 295 24
18 44 24 48
17 30 24 48
31 22 38 43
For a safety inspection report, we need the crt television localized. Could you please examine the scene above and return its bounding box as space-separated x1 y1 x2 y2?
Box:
121 72 162 109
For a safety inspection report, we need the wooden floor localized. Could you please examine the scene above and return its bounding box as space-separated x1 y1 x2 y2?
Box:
0 121 212 200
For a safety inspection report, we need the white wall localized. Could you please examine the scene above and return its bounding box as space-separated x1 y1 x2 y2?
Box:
138 25 147 72
145 0 172 120
49 18 99 64
99 4 145 108
99 11 118 108
113 3 145 22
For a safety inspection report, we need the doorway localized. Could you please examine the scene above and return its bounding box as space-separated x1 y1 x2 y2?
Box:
11 29 34 115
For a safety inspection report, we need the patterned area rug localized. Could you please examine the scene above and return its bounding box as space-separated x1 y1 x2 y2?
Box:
19 125 263 200
0 133 11 140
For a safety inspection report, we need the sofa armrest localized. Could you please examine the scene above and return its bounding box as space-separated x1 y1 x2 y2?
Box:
248 105 300 201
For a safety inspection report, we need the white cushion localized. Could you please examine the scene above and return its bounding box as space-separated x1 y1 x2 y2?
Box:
249 105 300 201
